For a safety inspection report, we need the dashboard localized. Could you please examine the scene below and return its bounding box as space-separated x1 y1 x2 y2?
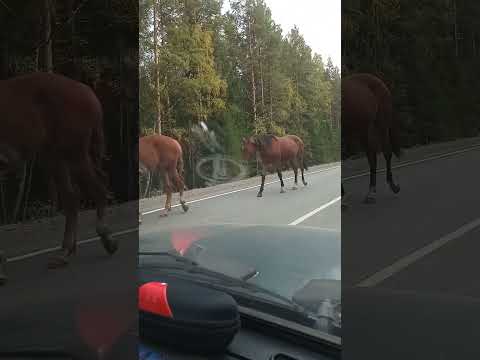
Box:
141 310 340 360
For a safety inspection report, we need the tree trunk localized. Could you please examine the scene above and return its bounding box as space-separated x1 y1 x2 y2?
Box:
453 0 458 57
12 164 27 223
43 0 53 72
259 48 265 113
22 157 36 221
248 20 257 132
165 73 171 131
153 0 161 134
269 75 273 122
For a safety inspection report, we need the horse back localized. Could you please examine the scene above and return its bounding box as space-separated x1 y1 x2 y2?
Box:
278 135 303 160
342 75 381 135
139 134 182 172
0 72 103 156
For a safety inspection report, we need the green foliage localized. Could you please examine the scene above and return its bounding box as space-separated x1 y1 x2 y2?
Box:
343 0 480 149
140 0 340 188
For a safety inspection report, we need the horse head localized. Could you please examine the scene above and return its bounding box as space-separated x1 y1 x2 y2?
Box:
254 134 277 151
241 137 257 160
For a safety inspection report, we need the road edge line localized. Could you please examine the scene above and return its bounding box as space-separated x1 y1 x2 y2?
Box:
288 196 342 226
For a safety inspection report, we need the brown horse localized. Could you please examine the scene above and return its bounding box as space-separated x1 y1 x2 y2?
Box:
341 73 401 206
242 134 308 197
0 72 118 284
138 134 189 221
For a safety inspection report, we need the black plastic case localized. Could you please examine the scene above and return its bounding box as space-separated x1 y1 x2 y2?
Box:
139 276 241 354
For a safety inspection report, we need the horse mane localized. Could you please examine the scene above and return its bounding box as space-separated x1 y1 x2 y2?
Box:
253 134 278 150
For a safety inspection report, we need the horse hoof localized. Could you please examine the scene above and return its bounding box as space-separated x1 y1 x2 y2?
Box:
391 184 401 194
159 212 168 217
303 181 308 186
257 192 263 198
101 235 118 255
181 202 189 212
280 188 286 194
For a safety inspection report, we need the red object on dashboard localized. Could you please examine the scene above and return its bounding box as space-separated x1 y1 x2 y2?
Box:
138 282 173 318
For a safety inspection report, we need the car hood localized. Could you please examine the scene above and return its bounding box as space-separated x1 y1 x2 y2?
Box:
140 224 340 301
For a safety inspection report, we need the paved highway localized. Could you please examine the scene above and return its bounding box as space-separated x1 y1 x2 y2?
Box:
342 139 480 360
4 136 479 359
0 161 340 357
139 162 341 233
0 226 138 359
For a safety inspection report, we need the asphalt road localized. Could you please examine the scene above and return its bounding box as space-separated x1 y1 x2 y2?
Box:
0 230 138 359
0 161 340 357
4 137 479 359
139 163 341 234
342 141 480 359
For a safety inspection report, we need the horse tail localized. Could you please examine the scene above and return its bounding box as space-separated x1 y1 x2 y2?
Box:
379 93 403 159
90 109 109 185
177 152 184 177
176 145 188 191
291 135 308 171
389 119 403 159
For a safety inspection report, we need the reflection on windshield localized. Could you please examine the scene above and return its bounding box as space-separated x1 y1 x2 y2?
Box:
139 226 341 339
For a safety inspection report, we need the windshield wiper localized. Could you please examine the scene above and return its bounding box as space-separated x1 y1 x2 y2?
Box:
138 251 313 320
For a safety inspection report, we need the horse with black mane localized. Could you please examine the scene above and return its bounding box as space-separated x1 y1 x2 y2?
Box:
342 73 401 207
242 134 308 197
0 72 118 284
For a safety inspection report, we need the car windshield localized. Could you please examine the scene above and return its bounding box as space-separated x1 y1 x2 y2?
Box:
139 0 341 344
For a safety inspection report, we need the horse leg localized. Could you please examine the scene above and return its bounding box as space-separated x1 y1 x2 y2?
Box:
277 169 286 193
171 168 189 213
139 171 150 224
257 165 266 197
48 177 58 215
73 156 118 255
0 250 7 285
290 161 298 190
301 167 307 186
364 148 377 204
143 171 151 199
160 172 172 217
382 137 400 194
300 155 307 186
48 162 79 268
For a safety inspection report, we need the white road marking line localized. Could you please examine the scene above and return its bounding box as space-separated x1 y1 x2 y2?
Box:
356 217 480 287
6 228 137 263
8 144 479 263
6 165 339 264
288 196 341 226
141 164 340 216
342 144 480 181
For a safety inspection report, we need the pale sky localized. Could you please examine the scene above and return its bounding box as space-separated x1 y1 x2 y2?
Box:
223 0 341 68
